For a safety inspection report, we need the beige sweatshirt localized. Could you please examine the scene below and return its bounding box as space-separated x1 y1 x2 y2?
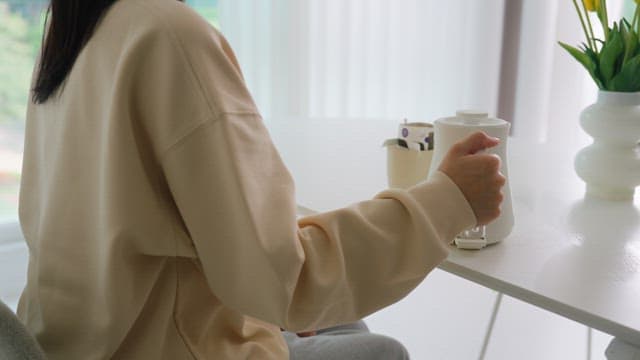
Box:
17 0 476 358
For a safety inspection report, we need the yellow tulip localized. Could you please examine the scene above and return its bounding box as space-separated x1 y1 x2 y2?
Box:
583 0 599 12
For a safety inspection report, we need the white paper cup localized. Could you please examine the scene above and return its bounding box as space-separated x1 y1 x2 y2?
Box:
386 145 434 189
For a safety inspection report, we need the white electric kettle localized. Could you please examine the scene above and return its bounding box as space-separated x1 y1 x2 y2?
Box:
428 110 514 249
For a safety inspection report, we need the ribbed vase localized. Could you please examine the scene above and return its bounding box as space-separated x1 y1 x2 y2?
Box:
574 91 640 201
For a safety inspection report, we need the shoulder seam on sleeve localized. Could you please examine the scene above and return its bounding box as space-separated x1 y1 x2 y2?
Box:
159 111 261 163
159 115 220 163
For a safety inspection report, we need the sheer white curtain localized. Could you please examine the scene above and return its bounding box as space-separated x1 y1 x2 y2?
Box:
219 0 628 144
219 0 506 122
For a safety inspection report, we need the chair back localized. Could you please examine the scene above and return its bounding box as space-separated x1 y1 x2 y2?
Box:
0 300 46 360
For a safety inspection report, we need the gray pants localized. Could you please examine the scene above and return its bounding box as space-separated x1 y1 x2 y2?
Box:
284 321 410 360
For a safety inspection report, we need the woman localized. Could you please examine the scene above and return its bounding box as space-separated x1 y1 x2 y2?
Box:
18 0 505 359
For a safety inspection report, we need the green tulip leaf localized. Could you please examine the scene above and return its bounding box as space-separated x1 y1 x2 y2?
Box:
559 42 595 71
610 53 640 91
559 42 604 89
623 28 638 64
599 28 625 87
619 20 638 65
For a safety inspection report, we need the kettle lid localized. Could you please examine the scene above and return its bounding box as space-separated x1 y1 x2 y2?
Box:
436 110 507 127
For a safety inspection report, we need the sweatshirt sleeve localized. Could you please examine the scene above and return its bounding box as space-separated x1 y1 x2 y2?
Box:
140 1 477 331
161 112 476 332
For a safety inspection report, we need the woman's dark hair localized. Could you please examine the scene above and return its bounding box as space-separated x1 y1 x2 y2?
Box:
32 0 117 103
32 0 186 104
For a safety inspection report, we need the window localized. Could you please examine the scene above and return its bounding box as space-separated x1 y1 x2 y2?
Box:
0 0 45 223
189 0 219 27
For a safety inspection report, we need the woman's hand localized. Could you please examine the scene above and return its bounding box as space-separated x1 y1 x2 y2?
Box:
438 131 506 226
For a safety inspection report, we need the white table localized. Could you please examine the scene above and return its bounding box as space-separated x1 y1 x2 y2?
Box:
265 117 640 359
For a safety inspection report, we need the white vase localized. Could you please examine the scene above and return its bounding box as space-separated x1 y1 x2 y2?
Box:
574 91 640 201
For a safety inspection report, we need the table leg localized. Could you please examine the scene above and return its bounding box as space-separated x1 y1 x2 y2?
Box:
605 338 640 360
587 328 592 360
478 292 503 360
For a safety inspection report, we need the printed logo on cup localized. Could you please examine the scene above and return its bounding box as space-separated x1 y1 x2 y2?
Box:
398 121 434 150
